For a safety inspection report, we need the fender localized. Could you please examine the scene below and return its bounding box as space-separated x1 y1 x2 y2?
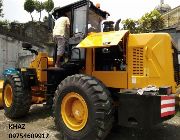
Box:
2 68 20 76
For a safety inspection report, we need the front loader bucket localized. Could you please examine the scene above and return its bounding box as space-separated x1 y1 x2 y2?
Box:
0 80 3 107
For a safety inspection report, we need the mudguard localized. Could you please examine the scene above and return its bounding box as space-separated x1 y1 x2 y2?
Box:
2 68 20 76
0 68 20 107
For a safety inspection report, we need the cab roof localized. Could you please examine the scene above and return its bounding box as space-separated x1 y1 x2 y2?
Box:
51 0 110 19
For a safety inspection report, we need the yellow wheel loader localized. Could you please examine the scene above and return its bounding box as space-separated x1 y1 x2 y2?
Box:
1 0 179 140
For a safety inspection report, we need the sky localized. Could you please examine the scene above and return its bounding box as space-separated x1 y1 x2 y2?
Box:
1 0 180 23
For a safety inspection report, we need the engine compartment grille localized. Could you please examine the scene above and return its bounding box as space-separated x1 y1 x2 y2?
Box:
132 48 144 76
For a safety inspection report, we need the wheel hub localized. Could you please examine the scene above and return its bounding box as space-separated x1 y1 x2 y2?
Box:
4 84 13 107
72 100 84 121
61 92 88 131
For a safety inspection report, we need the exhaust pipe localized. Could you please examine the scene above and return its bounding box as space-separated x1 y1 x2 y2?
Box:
115 19 121 31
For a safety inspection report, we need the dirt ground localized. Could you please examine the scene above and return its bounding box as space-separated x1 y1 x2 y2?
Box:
0 104 179 140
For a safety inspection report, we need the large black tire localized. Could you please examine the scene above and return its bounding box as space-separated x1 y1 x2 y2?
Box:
53 74 114 140
2 74 31 118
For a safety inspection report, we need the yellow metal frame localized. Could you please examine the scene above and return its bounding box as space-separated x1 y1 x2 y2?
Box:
83 31 176 93
127 33 176 92
92 71 127 88
0 80 3 107
30 52 48 83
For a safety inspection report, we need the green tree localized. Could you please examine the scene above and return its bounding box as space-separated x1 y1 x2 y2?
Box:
44 0 54 15
122 10 164 33
122 18 139 33
24 0 35 21
34 0 44 21
0 20 9 26
0 0 4 17
139 10 164 33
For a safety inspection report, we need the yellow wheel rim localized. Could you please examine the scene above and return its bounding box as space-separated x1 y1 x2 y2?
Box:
61 92 88 131
4 84 13 107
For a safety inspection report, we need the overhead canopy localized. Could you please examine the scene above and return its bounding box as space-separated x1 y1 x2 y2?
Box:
76 30 129 48
51 0 109 19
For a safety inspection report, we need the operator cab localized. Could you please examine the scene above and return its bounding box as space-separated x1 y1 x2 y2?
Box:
51 0 109 68
52 0 109 36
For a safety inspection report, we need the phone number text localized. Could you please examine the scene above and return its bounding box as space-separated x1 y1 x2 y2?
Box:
9 133 49 139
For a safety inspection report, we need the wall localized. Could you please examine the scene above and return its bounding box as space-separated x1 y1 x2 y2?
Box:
0 21 55 78
0 34 43 78
0 35 19 77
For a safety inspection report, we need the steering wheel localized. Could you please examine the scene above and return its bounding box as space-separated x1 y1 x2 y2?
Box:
73 32 84 38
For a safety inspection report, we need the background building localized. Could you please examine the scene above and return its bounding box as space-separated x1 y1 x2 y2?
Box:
155 0 180 68
155 0 180 51
162 6 180 28
161 6 180 51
